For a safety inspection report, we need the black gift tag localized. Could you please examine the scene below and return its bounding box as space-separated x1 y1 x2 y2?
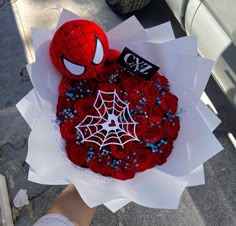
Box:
118 47 160 80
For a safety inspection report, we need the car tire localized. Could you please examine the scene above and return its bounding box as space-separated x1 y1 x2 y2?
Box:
106 0 151 14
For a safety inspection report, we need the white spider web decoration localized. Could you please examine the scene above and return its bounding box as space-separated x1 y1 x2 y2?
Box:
75 90 139 149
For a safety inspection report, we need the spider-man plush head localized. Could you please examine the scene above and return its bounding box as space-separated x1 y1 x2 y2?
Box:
50 20 109 80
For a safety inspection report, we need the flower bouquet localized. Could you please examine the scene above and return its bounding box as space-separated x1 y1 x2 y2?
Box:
16 9 223 212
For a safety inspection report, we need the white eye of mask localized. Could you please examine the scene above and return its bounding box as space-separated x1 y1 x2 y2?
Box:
63 57 85 76
92 37 104 65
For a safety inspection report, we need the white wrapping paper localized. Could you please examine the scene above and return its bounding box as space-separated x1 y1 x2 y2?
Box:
16 9 223 212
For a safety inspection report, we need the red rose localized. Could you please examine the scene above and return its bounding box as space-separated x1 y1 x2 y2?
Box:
141 81 160 103
145 125 163 144
85 147 114 177
151 72 161 81
162 117 180 140
110 141 136 159
97 82 121 93
87 157 112 177
117 69 131 84
96 69 111 82
159 75 169 90
155 143 173 165
151 72 169 91
121 76 143 93
98 62 123 81
111 168 135 180
106 49 121 63
135 145 157 172
66 142 89 166
97 62 126 83
61 79 97 98
60 121 77 140
56 96 67 119
134 115 149 140
91 163 112 177
160 92 178 114
59 78 73 96
124 92 141 110
144 103 163 123
81 79 97 92
57 96 75 115
110 145 128 159
74 94 96 120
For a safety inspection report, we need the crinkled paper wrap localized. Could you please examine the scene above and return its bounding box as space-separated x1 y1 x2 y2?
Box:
16 9 223 212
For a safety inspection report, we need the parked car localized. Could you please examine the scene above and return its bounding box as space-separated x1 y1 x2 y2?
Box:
106 0 236 110
106 0 151 14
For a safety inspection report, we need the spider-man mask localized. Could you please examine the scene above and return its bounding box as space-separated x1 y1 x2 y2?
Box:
49 20 109 80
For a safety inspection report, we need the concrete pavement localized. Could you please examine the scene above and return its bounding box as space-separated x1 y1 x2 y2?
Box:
0 0 236 225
